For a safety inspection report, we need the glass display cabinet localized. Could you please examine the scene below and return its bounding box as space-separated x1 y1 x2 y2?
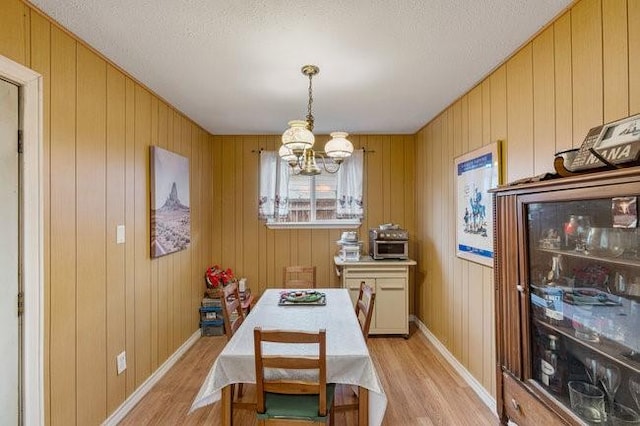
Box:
493 168 640 425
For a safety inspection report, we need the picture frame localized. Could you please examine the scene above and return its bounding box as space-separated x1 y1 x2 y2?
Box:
569 114 640 171
150 146 191 258
455 142 501 267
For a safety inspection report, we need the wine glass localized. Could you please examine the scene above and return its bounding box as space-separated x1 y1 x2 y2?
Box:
599 364 621 413
585 356 600 386
630 377 640 412
575 215 592 252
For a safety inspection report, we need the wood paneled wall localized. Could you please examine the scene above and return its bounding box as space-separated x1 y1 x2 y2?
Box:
209 135 416 295
6 0 634 421
0 1 215 424
415 0 639 399
1 3 416 423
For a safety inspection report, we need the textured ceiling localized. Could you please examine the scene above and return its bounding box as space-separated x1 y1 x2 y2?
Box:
31 0 571 135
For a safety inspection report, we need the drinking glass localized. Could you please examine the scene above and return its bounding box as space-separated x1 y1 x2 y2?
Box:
608 228 625 257
600 364 621 413
573 312 600 343
629 377 640 412
587 227 608 256
610 402 640 425
585 356 600 386
575 215 592 252
568 381 606 424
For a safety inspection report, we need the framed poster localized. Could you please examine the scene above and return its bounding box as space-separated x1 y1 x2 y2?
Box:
150 146 191 258
455 142 501 267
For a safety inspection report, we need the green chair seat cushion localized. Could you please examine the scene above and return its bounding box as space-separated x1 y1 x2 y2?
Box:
256 384 336 422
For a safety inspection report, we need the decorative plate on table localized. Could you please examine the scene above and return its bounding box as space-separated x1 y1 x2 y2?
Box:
278 290 326 306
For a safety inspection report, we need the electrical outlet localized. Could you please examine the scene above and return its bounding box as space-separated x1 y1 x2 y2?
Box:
117 351 127 375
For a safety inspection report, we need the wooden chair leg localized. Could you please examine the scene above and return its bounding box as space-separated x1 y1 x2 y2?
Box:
237 383 244 398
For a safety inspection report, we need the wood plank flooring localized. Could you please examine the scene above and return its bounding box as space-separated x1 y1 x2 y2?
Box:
119 324 498 425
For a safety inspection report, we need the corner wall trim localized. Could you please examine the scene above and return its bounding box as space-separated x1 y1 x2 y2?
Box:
102 330 202 426
410 315 497 415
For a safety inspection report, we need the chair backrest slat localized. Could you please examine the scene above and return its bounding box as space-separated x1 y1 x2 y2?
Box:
355 281 376 341
283 266 316 289
254 327 328 416
220 282 245 340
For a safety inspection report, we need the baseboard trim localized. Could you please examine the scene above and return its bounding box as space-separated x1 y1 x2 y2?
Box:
410 315 497 415
102 329 202 426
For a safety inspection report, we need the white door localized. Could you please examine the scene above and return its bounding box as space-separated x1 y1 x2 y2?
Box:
0 77 20 424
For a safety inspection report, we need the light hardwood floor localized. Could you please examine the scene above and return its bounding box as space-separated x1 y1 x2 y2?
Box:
120 324 498 425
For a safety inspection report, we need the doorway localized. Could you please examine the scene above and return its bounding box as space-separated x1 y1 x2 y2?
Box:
0 55 44 425
0 77 20 424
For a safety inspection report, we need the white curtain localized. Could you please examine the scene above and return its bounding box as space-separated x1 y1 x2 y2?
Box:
258 151 290 220
336 148 364 219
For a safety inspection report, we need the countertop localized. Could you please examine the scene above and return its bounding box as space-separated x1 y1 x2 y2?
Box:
334 255 417 266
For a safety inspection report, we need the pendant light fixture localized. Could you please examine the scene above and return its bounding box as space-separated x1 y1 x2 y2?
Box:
280 65 354 176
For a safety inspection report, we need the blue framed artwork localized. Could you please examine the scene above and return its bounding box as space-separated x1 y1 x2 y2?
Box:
455 142 501 267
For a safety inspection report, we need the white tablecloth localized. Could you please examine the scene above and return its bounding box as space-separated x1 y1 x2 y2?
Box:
190 288 387 425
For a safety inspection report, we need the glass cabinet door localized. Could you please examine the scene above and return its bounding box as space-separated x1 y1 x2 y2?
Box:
526 197 640 425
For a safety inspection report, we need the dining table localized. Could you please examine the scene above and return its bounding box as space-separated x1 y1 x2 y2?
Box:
190 288 387 425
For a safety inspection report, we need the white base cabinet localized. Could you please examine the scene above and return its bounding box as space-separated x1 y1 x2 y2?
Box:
335 257 416 337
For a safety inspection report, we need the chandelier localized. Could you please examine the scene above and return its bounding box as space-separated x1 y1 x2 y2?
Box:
279 65 354 176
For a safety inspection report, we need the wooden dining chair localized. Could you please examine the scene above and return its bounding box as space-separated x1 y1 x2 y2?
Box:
253 327 335 425
334 281 377 416
220 281 246 399
283 265 317 289
355 281 376 342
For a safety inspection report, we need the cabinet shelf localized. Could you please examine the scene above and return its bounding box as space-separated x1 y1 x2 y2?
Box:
534 318 640 375
538 247 640 269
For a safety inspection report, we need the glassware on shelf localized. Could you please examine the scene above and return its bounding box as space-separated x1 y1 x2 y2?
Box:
586 227 625 257
615 272 628 294
575 216 592 252
572 310 600 343
630 377 640 412
610 402 640 425
599 364 621 415
568 381 606 424
564 215 591 252
629 377 640 409
605 228 625 257
584 356 600 386
586 227 609 256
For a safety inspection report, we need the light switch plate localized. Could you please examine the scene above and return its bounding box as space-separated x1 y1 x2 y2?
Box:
117 351 126 375
116 225 125 244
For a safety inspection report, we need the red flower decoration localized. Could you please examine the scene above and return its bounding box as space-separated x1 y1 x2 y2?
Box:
205 265 235 289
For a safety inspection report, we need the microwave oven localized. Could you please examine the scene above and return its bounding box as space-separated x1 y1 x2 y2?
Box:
369 240 408 259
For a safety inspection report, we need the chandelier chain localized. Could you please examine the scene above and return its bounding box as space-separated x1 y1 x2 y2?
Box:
306 72 314 131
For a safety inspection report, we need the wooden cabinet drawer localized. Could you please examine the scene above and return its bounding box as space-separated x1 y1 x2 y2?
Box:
503 373 565 426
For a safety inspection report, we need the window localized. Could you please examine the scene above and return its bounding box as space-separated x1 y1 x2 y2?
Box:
258 150 363 229
287 173 337 222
